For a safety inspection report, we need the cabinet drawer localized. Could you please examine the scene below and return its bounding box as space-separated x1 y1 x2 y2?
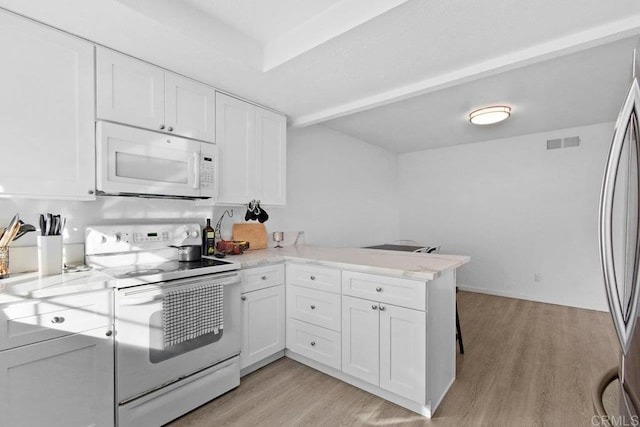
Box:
286 319 341 370
241 264 284 293
0 290 113 351
342 271 426 311
287 285 340 332
286 263 341 294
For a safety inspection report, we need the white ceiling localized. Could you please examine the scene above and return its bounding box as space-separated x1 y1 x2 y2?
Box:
181 0 345 44
324 37 638 152
2 0 640 152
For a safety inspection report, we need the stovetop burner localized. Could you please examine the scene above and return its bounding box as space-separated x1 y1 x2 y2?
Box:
177 258 233 270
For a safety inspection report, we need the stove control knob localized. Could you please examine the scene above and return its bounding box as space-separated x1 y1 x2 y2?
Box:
115 233 122 243
100 236 107 244
181 231 189 239
190 230 199 238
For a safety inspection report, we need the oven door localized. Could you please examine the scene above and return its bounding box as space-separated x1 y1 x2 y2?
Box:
97 121 202 198
115 272 241 403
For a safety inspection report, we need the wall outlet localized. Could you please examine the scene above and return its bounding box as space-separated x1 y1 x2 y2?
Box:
534 273 542 282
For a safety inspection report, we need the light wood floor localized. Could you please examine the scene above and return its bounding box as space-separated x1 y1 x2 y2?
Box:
168 292 619 426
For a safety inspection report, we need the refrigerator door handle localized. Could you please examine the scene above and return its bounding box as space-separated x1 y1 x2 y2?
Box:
599 78 640 355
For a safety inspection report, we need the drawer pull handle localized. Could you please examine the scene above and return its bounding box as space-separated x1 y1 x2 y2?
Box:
310 341 316 346
310 275 316 280
105 330 113 337
372 305 378 310
241 295 247 301
51 316 65 324
310 305 316 309
261 276 267 280
379 305 386 311
376 287 382 292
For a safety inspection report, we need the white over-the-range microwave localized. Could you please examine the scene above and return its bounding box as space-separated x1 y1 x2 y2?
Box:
96 122 217 199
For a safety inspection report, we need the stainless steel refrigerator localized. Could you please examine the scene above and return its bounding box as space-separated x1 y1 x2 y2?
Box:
596 45 640 422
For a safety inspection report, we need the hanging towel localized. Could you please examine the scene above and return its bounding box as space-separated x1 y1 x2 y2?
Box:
162 283 224 347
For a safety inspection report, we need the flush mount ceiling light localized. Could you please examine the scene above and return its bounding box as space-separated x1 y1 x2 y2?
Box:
469 106 511 125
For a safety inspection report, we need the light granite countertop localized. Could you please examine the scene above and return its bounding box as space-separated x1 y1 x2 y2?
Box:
221 245 470 281
0 246 469 304
0 270 115 305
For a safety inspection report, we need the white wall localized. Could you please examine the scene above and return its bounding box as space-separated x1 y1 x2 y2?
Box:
0 124 399 269
398 122 614 311
281 125 399 247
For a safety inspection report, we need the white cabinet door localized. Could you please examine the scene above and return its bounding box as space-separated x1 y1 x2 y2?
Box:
96 47 165 131
341 295 379 386
0 11 95 199
215 92 287 205
0 327 114 427
379 304 426 402
165 73 215 142
97 48 217 142
256 107 286 205
241 285 285 369
216 92 255 204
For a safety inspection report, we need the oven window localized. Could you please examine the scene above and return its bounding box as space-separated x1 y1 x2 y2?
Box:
149 311 223 363
115 152 189 184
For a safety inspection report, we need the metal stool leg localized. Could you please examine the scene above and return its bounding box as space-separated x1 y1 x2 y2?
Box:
456 293 464 354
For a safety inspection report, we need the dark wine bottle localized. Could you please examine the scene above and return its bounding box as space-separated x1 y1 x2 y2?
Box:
203 218 215 256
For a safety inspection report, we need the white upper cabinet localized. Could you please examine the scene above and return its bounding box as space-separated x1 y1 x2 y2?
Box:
164 72 216 142
216 93 254 203
96 48 164 131
97 47 215 143
216 92 287 206
0 10 95 200
256 108 287 205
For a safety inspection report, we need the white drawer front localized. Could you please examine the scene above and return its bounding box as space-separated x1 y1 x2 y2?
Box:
287 285 341 332
0 290 113 351
342 271 426 311
286 319 341 370
286 263 341 294
241 264 285 293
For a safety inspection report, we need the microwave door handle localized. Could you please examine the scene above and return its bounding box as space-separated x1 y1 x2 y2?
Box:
193 152 200 189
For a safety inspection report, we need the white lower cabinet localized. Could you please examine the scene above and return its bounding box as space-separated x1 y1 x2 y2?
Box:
342 295 426 402
240 284 285 370
341 295 379 385
286 318 341 370
379 302 426 402
0 326 114 427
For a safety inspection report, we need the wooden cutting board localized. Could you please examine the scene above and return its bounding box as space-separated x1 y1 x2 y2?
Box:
232 223 267 250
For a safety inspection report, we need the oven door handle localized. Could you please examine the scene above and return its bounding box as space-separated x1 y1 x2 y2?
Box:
119 295 163 306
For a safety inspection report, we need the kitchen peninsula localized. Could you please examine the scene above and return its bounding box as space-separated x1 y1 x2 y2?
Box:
231 245 469 418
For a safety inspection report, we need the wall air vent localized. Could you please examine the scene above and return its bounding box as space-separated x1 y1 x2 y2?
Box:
546 136 581 150
563 136 581 148
546 139 562 150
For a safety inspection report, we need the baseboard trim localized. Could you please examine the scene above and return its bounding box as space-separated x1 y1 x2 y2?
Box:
240 351 285 377
456 285 608 312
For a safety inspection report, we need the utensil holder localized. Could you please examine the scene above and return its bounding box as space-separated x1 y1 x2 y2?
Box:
37 235 63 276
0 247 9 279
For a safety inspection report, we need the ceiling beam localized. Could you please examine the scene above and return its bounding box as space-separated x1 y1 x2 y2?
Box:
262 0 409 71
290 13 640 128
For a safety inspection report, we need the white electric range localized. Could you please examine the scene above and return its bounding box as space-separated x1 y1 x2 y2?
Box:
85 223 241 427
